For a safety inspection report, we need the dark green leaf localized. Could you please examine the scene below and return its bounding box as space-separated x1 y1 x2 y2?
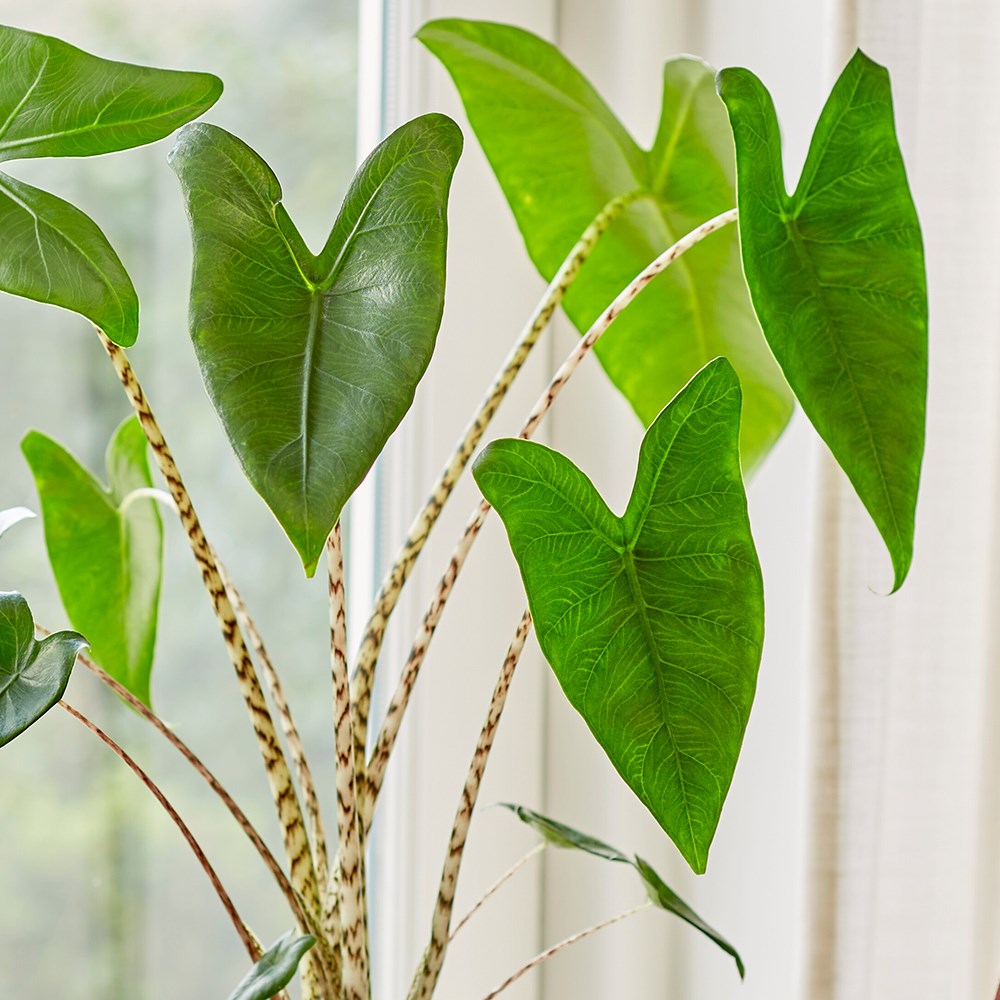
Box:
717 51 927 590
0 24 222 161
0 506 35 541
226 930 316 1000
169 115 462 575
498 803 630 863
418 19 792 470
0 24 223 346
0 172 138 345
475 359 763 872
634 856 744 977
0 591 86 748
503 803 743 976
22 418 162 707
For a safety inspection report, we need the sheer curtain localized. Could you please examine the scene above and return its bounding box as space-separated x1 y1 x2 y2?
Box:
374 1 1000 998
805 1 1000 997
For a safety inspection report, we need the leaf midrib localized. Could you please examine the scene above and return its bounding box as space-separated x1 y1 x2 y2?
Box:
0 91 213 160
621 547 699 868
783 217 902 551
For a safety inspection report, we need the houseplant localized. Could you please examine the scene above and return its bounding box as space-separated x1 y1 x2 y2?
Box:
0 16 926 1000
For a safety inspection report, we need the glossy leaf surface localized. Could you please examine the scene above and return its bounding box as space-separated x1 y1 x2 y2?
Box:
0 506 34 541
226 930 316 1000
170 116 462 574
0 172 138 345
22 418 162 706
718 51 927 589
476 360 764 872
0 24 223 345
0 591 86 748
504 803 743 976
418 18 792 469
0 24 222 161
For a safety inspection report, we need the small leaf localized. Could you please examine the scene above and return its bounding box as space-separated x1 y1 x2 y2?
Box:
498 803 629 863
0 23 223 346
0 506 35 541
226 930 316 1000
22 418 163 707
717 51 927 590
418 19 793 470
0 591 86 748
169 115 462 574
475 359 764 872
504 804 743 977
634 856 744 977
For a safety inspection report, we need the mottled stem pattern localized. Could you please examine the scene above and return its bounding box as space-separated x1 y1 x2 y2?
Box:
59 700 260 962
329 524 369 1000
216 556 330 892
97 334 323 942
365 209 739 816
450 842 546 942
407 610 533 1000
348 192 640 777
481 902 652 999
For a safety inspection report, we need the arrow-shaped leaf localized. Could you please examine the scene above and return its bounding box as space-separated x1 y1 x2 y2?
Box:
0 591 87 748
0 24 223 345
502 803 743 977
475 359 764 873
169 115 462 575
418 19 793 470
22 418 163 707
717 51 927 590
0 506 35 541
226 930 316 1000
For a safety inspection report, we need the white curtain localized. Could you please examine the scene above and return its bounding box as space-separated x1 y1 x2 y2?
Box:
377 1 1000 998
804 1 1000 997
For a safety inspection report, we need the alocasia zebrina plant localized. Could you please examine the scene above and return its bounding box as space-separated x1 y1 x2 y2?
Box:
0 16 926 1000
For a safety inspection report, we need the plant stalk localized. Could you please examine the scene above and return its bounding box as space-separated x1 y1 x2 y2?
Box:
364 208 738 816
58 700 261 963
215 556 331 894
348 192 641 776
328 523 370 1000
35 626 317 938
96 330 323 928
480 901 652 999
407 609 533 1000
450 842 546 942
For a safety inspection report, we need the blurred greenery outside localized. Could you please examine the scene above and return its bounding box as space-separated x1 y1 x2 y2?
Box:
0 1 358 996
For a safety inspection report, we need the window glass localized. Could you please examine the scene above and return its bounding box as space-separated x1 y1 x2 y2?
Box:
0 3 358 997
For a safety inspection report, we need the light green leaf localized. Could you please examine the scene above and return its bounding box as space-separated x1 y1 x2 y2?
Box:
418 19 792 470
169 115 462 575
0 506 35 541
717 51 927 590
226 930 316 1000
22 418 162 707
0 591 86 748
504 804 743 977
475 359 764 872
0 24 223 345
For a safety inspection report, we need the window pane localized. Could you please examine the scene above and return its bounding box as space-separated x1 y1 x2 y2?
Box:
0 3 357 997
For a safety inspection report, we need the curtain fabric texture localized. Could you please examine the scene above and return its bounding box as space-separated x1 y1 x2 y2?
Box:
806 1 1000 996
